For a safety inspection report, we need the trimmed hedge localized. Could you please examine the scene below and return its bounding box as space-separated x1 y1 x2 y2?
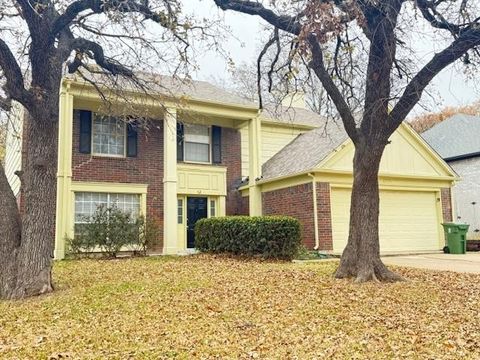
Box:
195 216 301 260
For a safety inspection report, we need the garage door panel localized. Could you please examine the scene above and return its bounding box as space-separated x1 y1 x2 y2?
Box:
331 188 441 254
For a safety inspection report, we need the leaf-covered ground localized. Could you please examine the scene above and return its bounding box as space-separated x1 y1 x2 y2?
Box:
1 256 479 359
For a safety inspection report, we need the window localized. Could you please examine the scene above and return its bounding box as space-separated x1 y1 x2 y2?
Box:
178 199 183 224
210 199 216 217
92 115 126 156
74 192 140 224
184 124 210 162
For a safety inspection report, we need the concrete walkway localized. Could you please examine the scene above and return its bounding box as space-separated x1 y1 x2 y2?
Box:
382 253 480 274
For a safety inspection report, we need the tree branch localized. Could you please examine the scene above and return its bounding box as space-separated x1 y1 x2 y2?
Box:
214 0 302 35
49 0 178 44
389 28 480 132
0 39 33 108
67 37 134 77
308 35 359 142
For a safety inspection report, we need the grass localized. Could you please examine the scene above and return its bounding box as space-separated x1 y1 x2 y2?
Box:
1 255 479 359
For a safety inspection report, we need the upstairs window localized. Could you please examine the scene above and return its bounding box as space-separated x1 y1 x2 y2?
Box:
184 124 210 163
92 115 126 157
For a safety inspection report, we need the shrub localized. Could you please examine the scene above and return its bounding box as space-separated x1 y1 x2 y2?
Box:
128 215 162 256
195 216 301 260
67 205 161 258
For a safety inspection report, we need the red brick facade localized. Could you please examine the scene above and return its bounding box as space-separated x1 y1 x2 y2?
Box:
441 187 453 223
72 111 165 248
262 182 333 250
215 127 246 215
316 182 333 250
71 110 245 249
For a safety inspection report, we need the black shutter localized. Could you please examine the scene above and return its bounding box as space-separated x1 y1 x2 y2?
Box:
127 122 138 157
212 125 222 164
79 110 92 154
177 122 184 161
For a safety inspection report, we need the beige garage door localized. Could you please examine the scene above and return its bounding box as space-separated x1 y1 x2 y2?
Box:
331 188 442 254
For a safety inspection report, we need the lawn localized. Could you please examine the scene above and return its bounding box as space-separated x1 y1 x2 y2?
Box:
1 256 479 359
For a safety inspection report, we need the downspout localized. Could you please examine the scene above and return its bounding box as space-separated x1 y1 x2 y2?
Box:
308 173 320 250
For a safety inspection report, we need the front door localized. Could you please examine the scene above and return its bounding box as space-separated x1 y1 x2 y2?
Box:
187 197 208 248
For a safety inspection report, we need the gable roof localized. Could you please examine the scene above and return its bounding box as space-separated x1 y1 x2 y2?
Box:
262 120 347 180
262 121 457 182
421 114 480 161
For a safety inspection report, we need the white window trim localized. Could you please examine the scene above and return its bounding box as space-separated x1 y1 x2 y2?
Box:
91 113 127 158
66 182 147 241
182 123 212 165
74 192 141 225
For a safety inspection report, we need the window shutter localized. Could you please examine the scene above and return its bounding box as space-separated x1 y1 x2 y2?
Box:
212 125 222 164
79 110 92 154
177 122 184 161
127 122 138 157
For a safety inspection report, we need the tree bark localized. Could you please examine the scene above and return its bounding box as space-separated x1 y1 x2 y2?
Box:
0 106 58 299
335 140 404 283
0 163 21 299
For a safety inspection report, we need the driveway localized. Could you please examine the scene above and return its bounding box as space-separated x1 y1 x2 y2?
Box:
382 253 480 274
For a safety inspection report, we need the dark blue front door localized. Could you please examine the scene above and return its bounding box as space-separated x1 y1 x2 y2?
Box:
187 197 208 248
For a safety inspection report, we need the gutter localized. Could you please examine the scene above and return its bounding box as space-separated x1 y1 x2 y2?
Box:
444 151 480 162
308 173 320 250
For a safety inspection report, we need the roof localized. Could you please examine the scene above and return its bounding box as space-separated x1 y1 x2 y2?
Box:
66 72 324 128
262 120 348 180
261 104 326 128
421 114 480 160
66 72 255 108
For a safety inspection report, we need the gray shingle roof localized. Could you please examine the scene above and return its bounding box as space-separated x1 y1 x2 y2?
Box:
421 114 480 160
261 104 326 128
262 120 348 180
67 72 255 108
67 72 324 128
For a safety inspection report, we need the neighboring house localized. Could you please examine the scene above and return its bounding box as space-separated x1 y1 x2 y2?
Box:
4 74 457 258
422 114 480 240
3 104 23 197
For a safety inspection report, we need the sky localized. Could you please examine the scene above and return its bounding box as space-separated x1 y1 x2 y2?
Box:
184 1 480 117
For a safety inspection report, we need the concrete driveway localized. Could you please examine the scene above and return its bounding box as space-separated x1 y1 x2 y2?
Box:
382 253 480 274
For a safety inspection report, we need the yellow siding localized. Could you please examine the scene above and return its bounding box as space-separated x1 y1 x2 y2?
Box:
322 124 453 178
4 103 24 197
177 163 227 196
241 124 306 177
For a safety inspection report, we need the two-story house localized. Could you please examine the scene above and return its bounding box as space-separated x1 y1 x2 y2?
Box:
6 74 321 258
5 73 458 258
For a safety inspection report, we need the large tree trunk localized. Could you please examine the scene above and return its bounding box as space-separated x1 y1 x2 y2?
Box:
335 141 404 283
1 105 58 299
0 163 22 299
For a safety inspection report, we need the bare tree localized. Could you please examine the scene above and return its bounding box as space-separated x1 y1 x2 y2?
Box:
0 0 217 300
214 0 480 282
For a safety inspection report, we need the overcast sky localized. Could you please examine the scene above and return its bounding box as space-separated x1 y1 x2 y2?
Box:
185 1 479 117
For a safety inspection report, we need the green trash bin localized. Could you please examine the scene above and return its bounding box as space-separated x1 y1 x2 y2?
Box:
442 223 469 254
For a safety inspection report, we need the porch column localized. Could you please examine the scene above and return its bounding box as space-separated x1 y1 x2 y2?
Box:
248 115 262 216
163 107 178 254
54 81 74 260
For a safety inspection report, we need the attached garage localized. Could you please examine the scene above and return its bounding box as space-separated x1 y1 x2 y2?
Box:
258 121 458 255
330 187 442 254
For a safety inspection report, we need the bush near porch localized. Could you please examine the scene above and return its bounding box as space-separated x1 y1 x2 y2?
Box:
195 216 301 260
1 256 479 359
